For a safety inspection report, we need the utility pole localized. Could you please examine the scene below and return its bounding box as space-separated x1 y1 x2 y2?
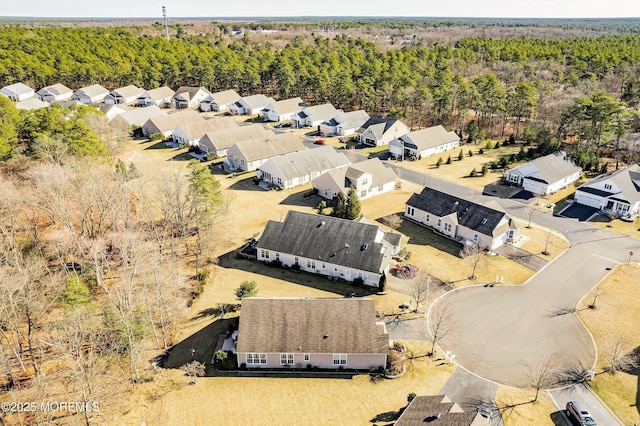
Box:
162 6 169 40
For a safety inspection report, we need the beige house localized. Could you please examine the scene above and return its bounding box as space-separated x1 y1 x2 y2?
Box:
355 115 410 147
312 158 398 201
405 187 520 250
105 85 145 105
260 97 304 122
72 84 109 104
36 83 73 102
225 132 305 172
141 110 201 138
199 89 241 112
173 116 238 146
172 86 212 109
236 298 389 370
198 123 268 157
136 86 175 107
112 105 165 127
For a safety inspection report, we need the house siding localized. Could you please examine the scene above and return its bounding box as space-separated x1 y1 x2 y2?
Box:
237 352 386 370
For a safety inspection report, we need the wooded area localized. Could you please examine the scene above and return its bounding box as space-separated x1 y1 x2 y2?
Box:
1 19 640 424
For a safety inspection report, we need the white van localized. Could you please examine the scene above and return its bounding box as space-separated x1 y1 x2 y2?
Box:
566 400 596 426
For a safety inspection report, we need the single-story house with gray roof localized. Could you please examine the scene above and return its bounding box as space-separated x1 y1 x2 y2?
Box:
395 395 483 426
356 115 410 147
574 163 640 218
136 86 175 107
172 86 212 109
36 83 73 103
0 82 35 102
319 110 370 137
225 132 305 172
257 210 400 287
405 187 520 250
506 151 582 195
198 123 268 157
236 297 389 370
256 145 350 189
261 97 304 122
389 125 460 160
291 103 340 129
229 94 274 115
105 85 145 105
72 84 109 104
199 89 241 112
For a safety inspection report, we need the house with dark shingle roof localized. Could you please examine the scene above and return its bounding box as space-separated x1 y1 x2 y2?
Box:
506 151 582 195
236 297 389 370
319 110 370 137
256 145 350 189
257 211 400 287
395 395 484 426
389 125 460 160
312 157 398 201
405 187 520 250
355 115 410 147
574 163 640 218
172 86 212 109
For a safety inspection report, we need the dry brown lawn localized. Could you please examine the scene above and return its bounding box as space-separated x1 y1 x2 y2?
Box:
494 386 559 426
577 263 640 426
397 144 521 191
589 214 640 240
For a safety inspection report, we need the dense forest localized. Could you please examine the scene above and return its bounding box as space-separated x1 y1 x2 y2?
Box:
1 20 640 424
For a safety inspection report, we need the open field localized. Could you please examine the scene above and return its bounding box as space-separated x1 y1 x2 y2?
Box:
577 263 640 426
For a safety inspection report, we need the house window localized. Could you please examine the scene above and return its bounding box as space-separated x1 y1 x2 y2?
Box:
425 214 430 223
362 178 368 185
306 259 316 270
241 159 245 166
406 206 415 216
246 353 267 364
473 234 479 242
509 174 519 183
361 190 367 198
604 184 612 190
322 263 326 269
304 353 310 362
378 184 383 191
437 219 442 227
294 256 299 266
444 223 452 233
332 354 347 365
280 353 294 365
260 249 269 259
508 230 515 240
275 252 280 261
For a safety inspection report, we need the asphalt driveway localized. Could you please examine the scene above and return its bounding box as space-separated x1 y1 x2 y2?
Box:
558 203 599 222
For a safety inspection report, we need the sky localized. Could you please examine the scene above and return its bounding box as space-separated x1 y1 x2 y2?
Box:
2 0 640 19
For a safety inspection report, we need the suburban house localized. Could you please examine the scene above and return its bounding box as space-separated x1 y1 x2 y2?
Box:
395 395 483 426
291 103 339 129
98 103 128 121
0 82 35 102
356 115 410 147
199 89 241 112
319 110 370 137
141 109 201 138
172 86 211 109
15 98 49 111
198 123 268 157
574 163 640 218
105 85 145 105
36 84 73 102
136 86 175 108
389 125 460 160
257 211 400 287
229 94 274 115
235 297 389 370
173 116 238 146
506 151 582 195
72 84 109 104
405 187 521 250
260 97 304 122
312 158 398 201
225 133 306 172
112 105 165 127
256 145 350 189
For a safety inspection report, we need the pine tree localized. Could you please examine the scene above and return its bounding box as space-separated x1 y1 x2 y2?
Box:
436 157 443 168
482 163 489 176
331 192 347 218
470 168 478 177
346 187 362 220
458 149 464 161
446 155 452 165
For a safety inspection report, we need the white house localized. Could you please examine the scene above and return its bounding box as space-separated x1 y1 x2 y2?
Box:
229 94 274 115
256 146 350 189
257 211 400 287
98 103 128 121
36 84 73 102
173 116 238 146
291 103 339 129
172 86 212 109
72 84 109 104
0 83 35 102
199 89 241 112
198 123 268 157
15 98 49 111
225 133 305 172
104 85 145 105
319 110 370 137
574 163 640 218
405 187 520 250
236 298 389 370
355 115 410 147
112 105 165 127
260 97 304 122
136 86 175 107
141 109 201 138
389 125 460 160
505 151 582 195
312 158 398 201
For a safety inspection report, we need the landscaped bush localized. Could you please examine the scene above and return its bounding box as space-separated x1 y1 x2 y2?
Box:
303 187 319 198
353 277 364 286
269 259 283 268
150 132 164 141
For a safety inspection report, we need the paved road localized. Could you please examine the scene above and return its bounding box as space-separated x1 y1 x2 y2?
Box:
548 384 624 426
439 368 503 425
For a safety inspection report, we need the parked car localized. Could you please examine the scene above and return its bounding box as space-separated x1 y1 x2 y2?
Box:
314 139 326 145
566 401 596 426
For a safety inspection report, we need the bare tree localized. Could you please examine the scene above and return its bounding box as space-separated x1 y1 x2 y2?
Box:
384 214 404 231
588 286 603 309
409 272 430 313
181 360 206 384
460 241 484 280
542 230 552 256
602 339 638 374
526 205 536 229
426 303 459 356
525 357 557 402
